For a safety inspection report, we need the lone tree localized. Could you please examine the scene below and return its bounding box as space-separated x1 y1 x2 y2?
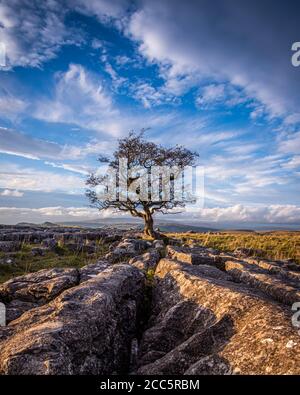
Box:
86 131 198 238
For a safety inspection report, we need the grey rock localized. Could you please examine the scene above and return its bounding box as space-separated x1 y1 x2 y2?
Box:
129 249 160 272
106 238 149 262
41 238 58 250
0 267 79 303
0 241 21 252
137 258 300 375
31 247 49 256
0 264 145 375
224 259 300 305
79 260 111 282
166 245 223 269
234 247 263 258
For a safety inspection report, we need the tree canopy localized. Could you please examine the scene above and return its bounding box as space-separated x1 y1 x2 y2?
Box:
86 131 198 237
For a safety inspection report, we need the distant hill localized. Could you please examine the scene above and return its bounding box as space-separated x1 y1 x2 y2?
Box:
57 218 217 232
16 221 60 228
16 222 40 227
10 219 299 232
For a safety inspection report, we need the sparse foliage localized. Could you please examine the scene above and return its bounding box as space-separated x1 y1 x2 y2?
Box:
86 131 198 238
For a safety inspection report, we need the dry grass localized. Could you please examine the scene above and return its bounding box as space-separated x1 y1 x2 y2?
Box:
166 231 300 264
0 241 109 283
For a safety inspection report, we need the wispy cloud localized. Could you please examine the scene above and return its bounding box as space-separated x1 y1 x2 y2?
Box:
0 189 23 197
0 1 83 69
126 0 300 121
0 205 117 224
0 0 129 70
0 164 84 193
34 64 120 134
193 204 300 224
0 127 114 161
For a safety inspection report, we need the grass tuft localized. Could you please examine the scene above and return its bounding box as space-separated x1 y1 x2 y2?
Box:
166 231 300 264
0 241 110 283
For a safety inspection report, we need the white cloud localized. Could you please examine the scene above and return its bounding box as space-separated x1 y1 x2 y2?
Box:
0 1 82 69
284 113 300 126
0 0 130 70
72 0 129 21
196 83 249 109
278 131 300 155
0 127 61 160
34 63 125 136
130 81 177 108
115 55 132 65
126 1 300 119
0 189 23 197
104 62 127 89
0 127 115 161
201 152 292 205
0 204 299 225
194 204 300 224
91 38 104 49
0 205 119 224
282 156 300 169
196 84 225 107
0 164 84 193
0 92 28 120
44 161 91 175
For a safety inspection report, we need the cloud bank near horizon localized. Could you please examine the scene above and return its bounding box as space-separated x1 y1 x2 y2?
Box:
1 204 300 226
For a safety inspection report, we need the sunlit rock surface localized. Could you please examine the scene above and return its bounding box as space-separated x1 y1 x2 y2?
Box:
0 231 300 375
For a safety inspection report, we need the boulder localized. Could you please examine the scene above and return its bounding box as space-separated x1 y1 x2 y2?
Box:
0 268 79 322
129 249 160 272
105 238 150 262
0 256 15 265
79 260 111 282
0 241 21 252
0 264 145 375
152 239 165 255
153 239 164 248
234 247 263 258
41 238 58 250
137 258 300 375
224 260 300 306
4 300 37 323
166 245 223 269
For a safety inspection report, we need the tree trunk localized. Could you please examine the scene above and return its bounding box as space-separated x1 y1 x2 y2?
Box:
143 212 156 238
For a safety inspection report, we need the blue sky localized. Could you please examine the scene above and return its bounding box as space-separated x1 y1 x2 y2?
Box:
0 0 300 226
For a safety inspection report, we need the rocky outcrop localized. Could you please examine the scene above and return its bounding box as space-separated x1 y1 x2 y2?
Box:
0 236 300 376
79 260 111 282
105 238 151 262
129 249 160 272
0 268 79 323
0 241 21 252
165 245 300 305
0 225 124 246
0 264 145 375
225 260 300 305
137 258 300 375
166 245 225 270
234 247 263 258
